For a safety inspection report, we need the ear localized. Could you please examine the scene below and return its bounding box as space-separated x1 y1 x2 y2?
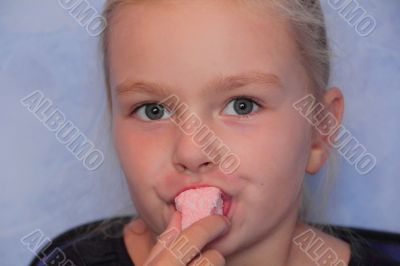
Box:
306 87 344 174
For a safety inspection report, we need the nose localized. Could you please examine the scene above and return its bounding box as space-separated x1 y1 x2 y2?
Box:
172 129 215 175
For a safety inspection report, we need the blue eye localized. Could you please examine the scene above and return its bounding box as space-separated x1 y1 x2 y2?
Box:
132 103 172 121
223 97 261 116
132 96 261 121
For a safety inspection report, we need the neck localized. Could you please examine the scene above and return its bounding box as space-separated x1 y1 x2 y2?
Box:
225 203 303 266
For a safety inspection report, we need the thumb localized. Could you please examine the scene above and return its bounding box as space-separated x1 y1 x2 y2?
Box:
123 217 157 265
145 211 182 264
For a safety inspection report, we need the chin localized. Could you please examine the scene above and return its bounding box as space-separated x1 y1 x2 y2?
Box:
202 230 239 256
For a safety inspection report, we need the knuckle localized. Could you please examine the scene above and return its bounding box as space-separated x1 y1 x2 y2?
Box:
169 235 200 263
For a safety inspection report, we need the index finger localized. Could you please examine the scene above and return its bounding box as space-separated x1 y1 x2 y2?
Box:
145 211 182 264
123 217 157 265
155 214 230 265
174 214 230 252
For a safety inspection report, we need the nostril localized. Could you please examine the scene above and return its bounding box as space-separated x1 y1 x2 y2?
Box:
199 161 213 172
175 163 186 172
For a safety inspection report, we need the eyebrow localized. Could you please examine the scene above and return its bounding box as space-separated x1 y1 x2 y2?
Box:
115 71 283 98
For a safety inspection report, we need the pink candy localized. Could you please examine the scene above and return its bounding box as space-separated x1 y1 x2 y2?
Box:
174 187 223 230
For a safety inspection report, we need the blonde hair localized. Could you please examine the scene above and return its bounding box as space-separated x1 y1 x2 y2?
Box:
100 0 335 224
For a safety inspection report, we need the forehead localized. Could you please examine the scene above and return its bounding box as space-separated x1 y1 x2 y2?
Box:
107 0 303 93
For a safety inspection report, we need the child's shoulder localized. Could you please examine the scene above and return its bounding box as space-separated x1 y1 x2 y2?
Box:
308 223 400 266
28 217 400 266
28 216 135 266
293 222 352 264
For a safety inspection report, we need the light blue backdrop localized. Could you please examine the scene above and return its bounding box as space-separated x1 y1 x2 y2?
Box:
1 0 399 265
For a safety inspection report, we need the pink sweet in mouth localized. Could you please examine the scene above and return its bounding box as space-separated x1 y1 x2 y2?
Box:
174 186 224 230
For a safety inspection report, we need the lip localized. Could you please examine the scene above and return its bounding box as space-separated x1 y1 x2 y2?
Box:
170 184 233 217
221 192 232 217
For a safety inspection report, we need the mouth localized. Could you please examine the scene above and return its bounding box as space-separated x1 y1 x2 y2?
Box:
169 184 233 217
221 191 232 217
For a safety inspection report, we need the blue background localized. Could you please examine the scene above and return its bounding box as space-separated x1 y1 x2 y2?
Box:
1 0 399 265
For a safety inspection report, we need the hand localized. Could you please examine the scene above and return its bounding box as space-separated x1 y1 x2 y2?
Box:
123 211 230 266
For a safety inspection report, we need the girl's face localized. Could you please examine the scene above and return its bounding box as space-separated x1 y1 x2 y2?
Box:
109 0 316 256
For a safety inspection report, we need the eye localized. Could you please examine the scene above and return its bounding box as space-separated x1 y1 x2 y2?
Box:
131 103 172 121
223 96 261 116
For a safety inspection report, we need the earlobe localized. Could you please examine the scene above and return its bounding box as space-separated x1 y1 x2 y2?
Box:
306 87 344 175
306 146 326 174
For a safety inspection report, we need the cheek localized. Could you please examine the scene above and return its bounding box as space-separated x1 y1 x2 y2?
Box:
112 118 169 198
226 109 311 184
233 120 310 238
112 119 173 230
224 105 311 213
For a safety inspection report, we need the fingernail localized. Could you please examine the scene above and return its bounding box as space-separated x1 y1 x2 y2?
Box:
127 218 147 234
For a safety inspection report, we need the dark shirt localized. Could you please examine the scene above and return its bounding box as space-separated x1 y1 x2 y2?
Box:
29 216 400 266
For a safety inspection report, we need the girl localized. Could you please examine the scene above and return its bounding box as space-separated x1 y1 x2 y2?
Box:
30 0 398 265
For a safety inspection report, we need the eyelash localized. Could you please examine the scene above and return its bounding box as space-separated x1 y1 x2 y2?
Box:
223 95 262 118
130 96 263 120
